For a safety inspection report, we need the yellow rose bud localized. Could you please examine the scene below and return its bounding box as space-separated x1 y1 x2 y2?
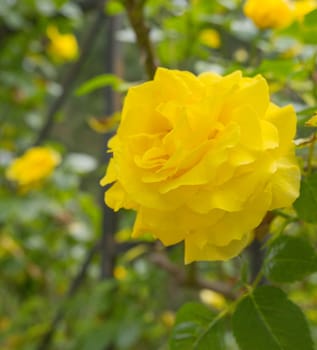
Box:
244 0 294 29
101 68 300 263
6 146 61 192
46 25 79 63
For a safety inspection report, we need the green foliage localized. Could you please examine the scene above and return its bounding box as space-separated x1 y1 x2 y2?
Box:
170 302 225 350
75 74 124 96
294 173 317 223
232 286 314 350
264 235 317 283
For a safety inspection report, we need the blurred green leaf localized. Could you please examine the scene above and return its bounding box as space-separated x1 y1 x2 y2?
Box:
115 320 142 348
105 0 125 15
170 302 225 350
75 74 123 96
303 9 317 27
232 286 314 350
294 173 317 223
263 235 317 283
257 59 295 80
76 324 115 350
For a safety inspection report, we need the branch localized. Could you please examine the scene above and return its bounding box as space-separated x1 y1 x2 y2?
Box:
33 2 107 146
124 0 157 79
148 251 238 300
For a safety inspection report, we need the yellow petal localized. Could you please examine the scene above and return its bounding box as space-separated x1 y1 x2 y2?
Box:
261 119 279 150
185 233 251 263
269 157 300 209
232 105 263 150
265 103 296 154
231 75 270 119
105 182 136 211
100 158 117 186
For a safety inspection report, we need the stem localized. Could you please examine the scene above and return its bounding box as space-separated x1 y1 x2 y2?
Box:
100 14 119 280
247 212 274 284
124 0 157 79
247 239 266 284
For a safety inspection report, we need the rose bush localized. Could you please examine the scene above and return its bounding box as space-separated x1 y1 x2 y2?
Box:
101 68 300 263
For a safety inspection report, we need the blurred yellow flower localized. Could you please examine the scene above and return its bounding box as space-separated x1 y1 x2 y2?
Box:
199 28 221 49
160 310 175 328
46 25 79 63
244 0 317 29
114 265 128 280
293 0 317 20
6 146 61 192
244 0 294 29
199 289 226 310
101 68 300 263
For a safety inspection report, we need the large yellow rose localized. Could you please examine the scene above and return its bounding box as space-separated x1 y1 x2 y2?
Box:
244 0 294 29
101 68 300 263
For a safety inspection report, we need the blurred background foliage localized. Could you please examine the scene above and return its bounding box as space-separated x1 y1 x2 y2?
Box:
1 0 317 349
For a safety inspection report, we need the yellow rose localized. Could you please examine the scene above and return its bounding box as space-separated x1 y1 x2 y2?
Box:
6 146 61 192
46 25 79 63
244 0 294 29
101 68 300 263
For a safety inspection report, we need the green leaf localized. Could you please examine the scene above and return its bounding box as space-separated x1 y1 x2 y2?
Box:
264 235 317 283
170 302 225 350
75 74 123 96
105 0 125 15
232 286 314 350
294 173 317 223
257 59 295 80
303 9 317 27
